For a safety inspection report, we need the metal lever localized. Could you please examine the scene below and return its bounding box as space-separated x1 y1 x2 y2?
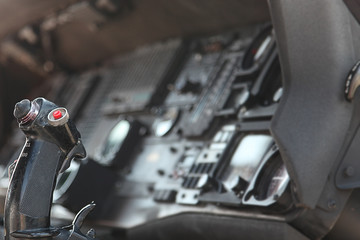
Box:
4 97 96 240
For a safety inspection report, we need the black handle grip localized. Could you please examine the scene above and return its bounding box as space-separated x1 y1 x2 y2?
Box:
5 140 62 236
19 140 62 217
4 98 86 240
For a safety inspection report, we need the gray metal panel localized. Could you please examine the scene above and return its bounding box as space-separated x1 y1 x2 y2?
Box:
268 0 360 207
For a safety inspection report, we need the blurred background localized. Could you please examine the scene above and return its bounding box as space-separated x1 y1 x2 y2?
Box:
0 0 269 146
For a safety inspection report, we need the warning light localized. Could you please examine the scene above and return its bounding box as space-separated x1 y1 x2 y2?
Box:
53 110 62 120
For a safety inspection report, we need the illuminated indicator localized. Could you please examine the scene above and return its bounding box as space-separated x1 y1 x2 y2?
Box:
53 110 62 120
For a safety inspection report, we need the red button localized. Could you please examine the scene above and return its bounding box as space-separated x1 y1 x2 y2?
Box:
53 110 62 120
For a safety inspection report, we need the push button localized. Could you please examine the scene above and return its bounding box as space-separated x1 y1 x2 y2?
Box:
53 110 62 120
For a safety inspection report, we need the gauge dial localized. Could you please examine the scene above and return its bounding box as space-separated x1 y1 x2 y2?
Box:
94 119 145 167
254 153 289 201
101 119 130 163
242 149 290 206
266 163 288 199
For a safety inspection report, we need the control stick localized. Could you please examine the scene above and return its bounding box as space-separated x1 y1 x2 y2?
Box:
4 97 97 240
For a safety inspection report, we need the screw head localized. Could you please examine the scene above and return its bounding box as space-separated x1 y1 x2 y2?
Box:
328 199 337 209
344 166 355 177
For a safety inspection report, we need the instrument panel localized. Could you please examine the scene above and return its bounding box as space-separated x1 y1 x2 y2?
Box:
0 23 297 239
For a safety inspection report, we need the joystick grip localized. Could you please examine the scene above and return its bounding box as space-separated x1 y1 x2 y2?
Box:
5 98 87 240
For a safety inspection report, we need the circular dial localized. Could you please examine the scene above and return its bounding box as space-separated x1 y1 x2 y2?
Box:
254 153 289 201
100 119 131 165
266 163 289 199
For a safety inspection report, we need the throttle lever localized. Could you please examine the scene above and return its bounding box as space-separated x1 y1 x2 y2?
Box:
4 97 96 240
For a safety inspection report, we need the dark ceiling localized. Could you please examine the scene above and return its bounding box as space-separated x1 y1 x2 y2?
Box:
0 0 270 71
0 0 79 39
